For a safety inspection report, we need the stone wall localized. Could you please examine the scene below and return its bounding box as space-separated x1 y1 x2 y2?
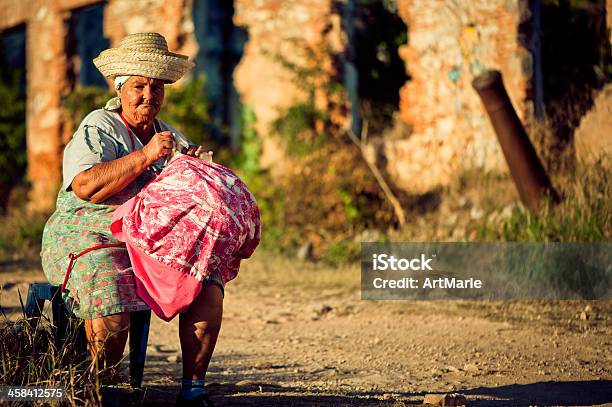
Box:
2 0 347 210
388 0 533 193
574 0 612 163
24 2 69 212
0 0 199 212
233 0 344 173
4 0 603 210
103 0 197 63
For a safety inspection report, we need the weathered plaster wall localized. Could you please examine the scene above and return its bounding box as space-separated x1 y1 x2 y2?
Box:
233 0 344 172
1 0 94 29
390 0 532 193
25 3 69 212
1 0 199 211
5 0 600 209
4 0 348 209
103 0 197 62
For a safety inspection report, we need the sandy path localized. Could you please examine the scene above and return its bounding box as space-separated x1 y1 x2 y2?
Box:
1 256 611 406
140 256 612 406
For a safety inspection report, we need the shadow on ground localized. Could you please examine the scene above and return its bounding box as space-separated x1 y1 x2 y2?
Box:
465 380 612 406
105 379 612 406
0 258 41 272
127 352 612 406
108 384 423 407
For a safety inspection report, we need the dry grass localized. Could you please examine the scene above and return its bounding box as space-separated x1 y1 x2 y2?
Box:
386 154 611 244
479 156 611 242
0 312 101 406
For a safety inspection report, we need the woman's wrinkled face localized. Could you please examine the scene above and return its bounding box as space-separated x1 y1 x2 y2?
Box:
118 76 165 125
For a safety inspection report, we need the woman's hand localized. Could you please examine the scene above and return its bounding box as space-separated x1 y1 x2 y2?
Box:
185 145 214 162
142 131 175 163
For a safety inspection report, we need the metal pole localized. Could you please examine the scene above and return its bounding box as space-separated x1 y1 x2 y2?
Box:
472 70 559 211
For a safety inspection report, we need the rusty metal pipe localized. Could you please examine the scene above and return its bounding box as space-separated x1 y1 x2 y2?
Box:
472 70 559 211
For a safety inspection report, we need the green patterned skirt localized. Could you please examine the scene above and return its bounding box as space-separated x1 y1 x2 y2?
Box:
41 177 151 319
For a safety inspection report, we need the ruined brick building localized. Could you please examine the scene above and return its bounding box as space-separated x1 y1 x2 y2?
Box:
1 0 610 212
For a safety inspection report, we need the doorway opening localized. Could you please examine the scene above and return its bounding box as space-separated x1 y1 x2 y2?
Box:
193 0 248 147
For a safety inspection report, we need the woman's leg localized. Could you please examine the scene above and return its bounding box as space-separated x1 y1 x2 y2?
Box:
85 312 131 374
179 284 224 380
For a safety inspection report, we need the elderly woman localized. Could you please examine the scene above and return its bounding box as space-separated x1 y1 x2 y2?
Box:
41 33 229 406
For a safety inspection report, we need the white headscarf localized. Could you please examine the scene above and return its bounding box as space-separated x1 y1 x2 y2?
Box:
114 75 131 90
104 76 131 110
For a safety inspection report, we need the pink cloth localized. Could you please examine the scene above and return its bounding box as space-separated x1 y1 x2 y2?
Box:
111 154 261 321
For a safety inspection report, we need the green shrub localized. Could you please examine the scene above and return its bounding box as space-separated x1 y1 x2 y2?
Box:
231 105 261 185
63 86 114 128
271 102 329 157
262 39 397 260
231 105 286 251
323 239 361 266
0 68 26 212
158 74 215 149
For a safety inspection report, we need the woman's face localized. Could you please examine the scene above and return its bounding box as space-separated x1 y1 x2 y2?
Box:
118 76 165 126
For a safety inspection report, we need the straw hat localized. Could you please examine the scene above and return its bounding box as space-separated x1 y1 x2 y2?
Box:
93 32 194 83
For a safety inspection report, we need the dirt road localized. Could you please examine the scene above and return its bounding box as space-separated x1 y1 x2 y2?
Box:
1 253 611 406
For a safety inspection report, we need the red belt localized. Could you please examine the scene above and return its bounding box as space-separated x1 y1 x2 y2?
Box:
60 242 126 293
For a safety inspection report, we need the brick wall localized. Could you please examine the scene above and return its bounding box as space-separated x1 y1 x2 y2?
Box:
2 0 346 209
1 0 198 211
387 0 533 193
103 0 197 59
25 2 68 212
233 0 344 173
1 0 582 209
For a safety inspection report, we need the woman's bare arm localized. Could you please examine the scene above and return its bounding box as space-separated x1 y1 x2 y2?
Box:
71 131 174 203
